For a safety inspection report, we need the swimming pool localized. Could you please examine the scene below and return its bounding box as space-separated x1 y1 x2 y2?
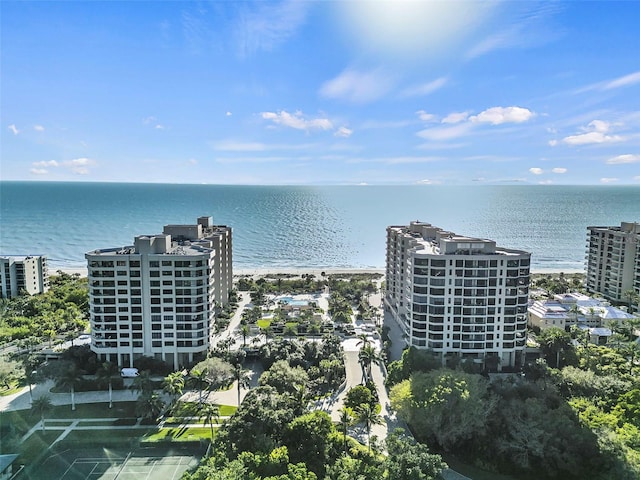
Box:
279 296 309 307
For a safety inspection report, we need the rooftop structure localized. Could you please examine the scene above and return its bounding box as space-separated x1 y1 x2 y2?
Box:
385 221 530 370
86 216 232 370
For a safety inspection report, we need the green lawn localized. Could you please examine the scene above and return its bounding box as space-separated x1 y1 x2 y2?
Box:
144 426 214 443
257 319 272 329
169 401 236 418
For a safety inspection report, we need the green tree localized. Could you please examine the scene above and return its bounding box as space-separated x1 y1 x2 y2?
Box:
0 357 20 390
132 370 154 396
31 395 52 431
135 392 165 421
344 385 376 411
57 363 84 411
259 360 309 396
193 357 234 390
284 411 334 477
189 368 210 406
240 324 251 347
355 403 383 452
358 344 380 383
384 429 447 480
233 363 252 407
96 361 118 408
162 371 185 407
390 369 496 450
538 327 573 368
201 402 220 441
337 407 354 454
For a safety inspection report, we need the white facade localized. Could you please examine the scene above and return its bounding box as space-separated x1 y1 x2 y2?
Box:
586 222 640 304
0 255 49 298
385 221 530 369
86 216 232 370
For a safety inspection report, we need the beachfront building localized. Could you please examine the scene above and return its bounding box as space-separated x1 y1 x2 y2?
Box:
0 255 49 299
586 222 640 305
385 221 530 370
86 216 232 370
528 293 634 331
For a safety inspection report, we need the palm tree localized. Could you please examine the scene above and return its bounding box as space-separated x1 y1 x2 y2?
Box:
200 403 220 441
31 395 52 431
189 369 209 406
239 324 251 347
232 363 252 407
135 392 165 421
57 364 83 411
338 406 354 454
358 344 380 383
162 371 185 408
623 341 640 374
355 403 384 452
356 333 371 348
132 370 154 396
96 361 118 408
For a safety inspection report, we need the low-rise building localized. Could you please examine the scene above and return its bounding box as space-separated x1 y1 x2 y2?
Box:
0 255 49 298
528 293 634 332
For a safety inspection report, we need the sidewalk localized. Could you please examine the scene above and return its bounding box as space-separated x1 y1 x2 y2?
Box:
0 380 140 412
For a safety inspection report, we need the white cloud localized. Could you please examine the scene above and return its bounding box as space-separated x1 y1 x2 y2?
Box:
29 168 48 175
33 160 59 168
606 154 640 165
417 123 473 141
8 124 19 135
60 157 96 174
319 68 395 103
62 158 94 167
416 178 442 185
226 111 232 116
529 167 544 175
562 120 624 146
600 177 619 183
552 167 567 174
416 110 437 123
33 125 45 132
214 141 268 152
548 139 558 146
235 0 309 57
143 116 164 129
603 71 640 90
634 176 640 182
400 77 448 97
261 110 333 131
576 71 640 94
538 180 554 185
442 112 469 124
470 106 535 125
385 156 442 165
212 140 317 152
334 126 353 138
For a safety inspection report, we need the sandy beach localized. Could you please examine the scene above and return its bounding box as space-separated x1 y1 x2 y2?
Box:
53 265 583 279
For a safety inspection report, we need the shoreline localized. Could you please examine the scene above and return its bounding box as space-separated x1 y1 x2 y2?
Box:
51 266 585 278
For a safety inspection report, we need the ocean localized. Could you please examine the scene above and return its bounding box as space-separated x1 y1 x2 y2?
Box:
1 182 638 273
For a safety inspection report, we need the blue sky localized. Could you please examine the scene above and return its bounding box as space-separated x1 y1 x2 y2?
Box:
2 1 639 185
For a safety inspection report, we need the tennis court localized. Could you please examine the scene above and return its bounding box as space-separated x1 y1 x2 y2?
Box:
31 446 203 480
